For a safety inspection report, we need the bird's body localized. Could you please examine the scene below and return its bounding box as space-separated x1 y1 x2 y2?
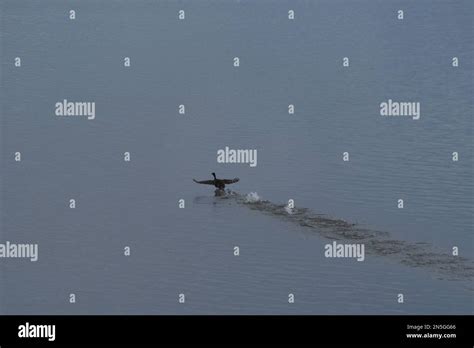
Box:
193 172 239 190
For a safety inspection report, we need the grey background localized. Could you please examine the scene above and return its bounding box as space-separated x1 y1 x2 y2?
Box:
0 0 472 314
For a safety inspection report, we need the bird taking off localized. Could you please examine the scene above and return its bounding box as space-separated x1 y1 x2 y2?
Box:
193 172 239 190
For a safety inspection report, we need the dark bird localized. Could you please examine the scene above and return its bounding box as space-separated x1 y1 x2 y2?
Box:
193 172 239 190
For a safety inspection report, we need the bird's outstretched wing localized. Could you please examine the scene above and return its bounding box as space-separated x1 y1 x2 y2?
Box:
193 179 215 185
221 178 239 185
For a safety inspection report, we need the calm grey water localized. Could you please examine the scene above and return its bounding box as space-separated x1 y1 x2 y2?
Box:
0 0 473 314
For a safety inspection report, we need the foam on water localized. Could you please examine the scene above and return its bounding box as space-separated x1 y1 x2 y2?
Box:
226 192 474 281
245 192 262 203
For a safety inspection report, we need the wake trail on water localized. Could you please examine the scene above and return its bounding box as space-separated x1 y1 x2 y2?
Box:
220 191 474 281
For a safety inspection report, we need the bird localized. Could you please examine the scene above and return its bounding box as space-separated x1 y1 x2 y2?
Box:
193 172 239 190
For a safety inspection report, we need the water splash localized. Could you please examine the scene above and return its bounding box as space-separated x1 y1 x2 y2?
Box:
226 192 474 281
244 192 262 203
